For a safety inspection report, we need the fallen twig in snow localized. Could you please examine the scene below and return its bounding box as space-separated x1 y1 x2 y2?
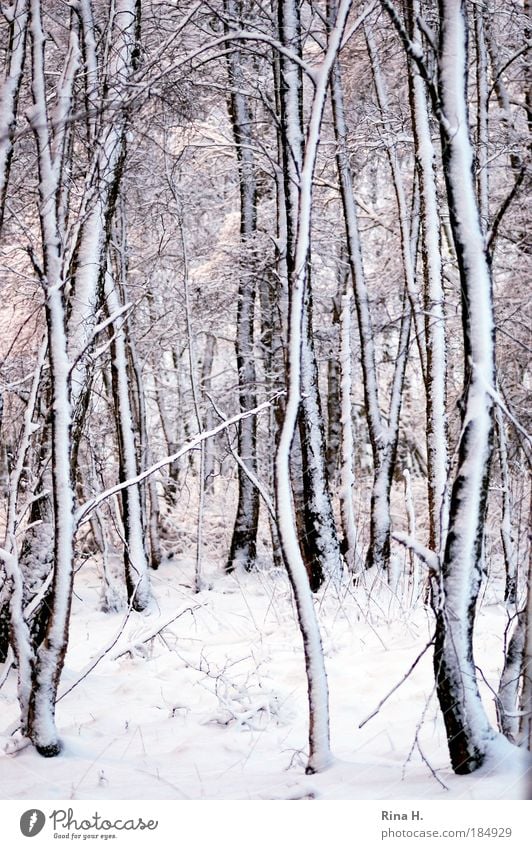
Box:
403 684 449 791
111 605 202 660
358 635 436 728
56 577 161 704
415 739 449 791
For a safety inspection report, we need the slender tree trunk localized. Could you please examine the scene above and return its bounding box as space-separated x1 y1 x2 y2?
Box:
433 0 497 774
274 0 352 775
326 290 342 485
497 407 518 605
0 340 47 728
201 333 217 493
25 0 77 757
224 0 260 572
407 0 449 556
339 293 359 572
105 264 151 610
0 0 29 232
519 546 532 749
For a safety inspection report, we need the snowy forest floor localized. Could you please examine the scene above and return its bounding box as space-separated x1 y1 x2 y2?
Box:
0 551 530 801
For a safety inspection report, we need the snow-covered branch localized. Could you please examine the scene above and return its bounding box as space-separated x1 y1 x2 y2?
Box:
75 396 280 528
392 532 440 574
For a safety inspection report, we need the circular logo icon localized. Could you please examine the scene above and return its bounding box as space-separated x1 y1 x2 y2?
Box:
20 810 46 837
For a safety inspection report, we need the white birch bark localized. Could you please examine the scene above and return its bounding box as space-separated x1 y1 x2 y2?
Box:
68 0 140 444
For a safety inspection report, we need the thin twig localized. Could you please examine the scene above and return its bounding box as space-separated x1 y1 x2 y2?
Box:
359 635 435 728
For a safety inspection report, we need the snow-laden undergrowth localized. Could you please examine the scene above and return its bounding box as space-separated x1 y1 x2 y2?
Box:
0 555 529 800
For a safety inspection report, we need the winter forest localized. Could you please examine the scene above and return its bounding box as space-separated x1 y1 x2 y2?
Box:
0 0 530 801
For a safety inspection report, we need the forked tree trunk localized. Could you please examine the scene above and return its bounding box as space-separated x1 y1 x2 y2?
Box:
329 9 410 573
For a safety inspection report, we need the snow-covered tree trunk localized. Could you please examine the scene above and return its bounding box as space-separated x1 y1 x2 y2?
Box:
278 0 343 588
519 551 532 749
25 0 77 757
365 26 424 375
368 298 410 573
433 0 497 774
127 314 162 571
497 611 525 744
0 0 29 231
274 0 352 776
326 289 342 484
0 340 47 731
105 265 151 611
224 0 260 573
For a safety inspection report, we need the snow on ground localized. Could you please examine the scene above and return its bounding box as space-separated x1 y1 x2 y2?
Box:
0 556 529 800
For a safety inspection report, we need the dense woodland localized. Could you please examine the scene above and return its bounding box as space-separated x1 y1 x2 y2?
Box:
0 0 530 789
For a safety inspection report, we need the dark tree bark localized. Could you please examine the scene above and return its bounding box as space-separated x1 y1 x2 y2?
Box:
224 0 260 573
